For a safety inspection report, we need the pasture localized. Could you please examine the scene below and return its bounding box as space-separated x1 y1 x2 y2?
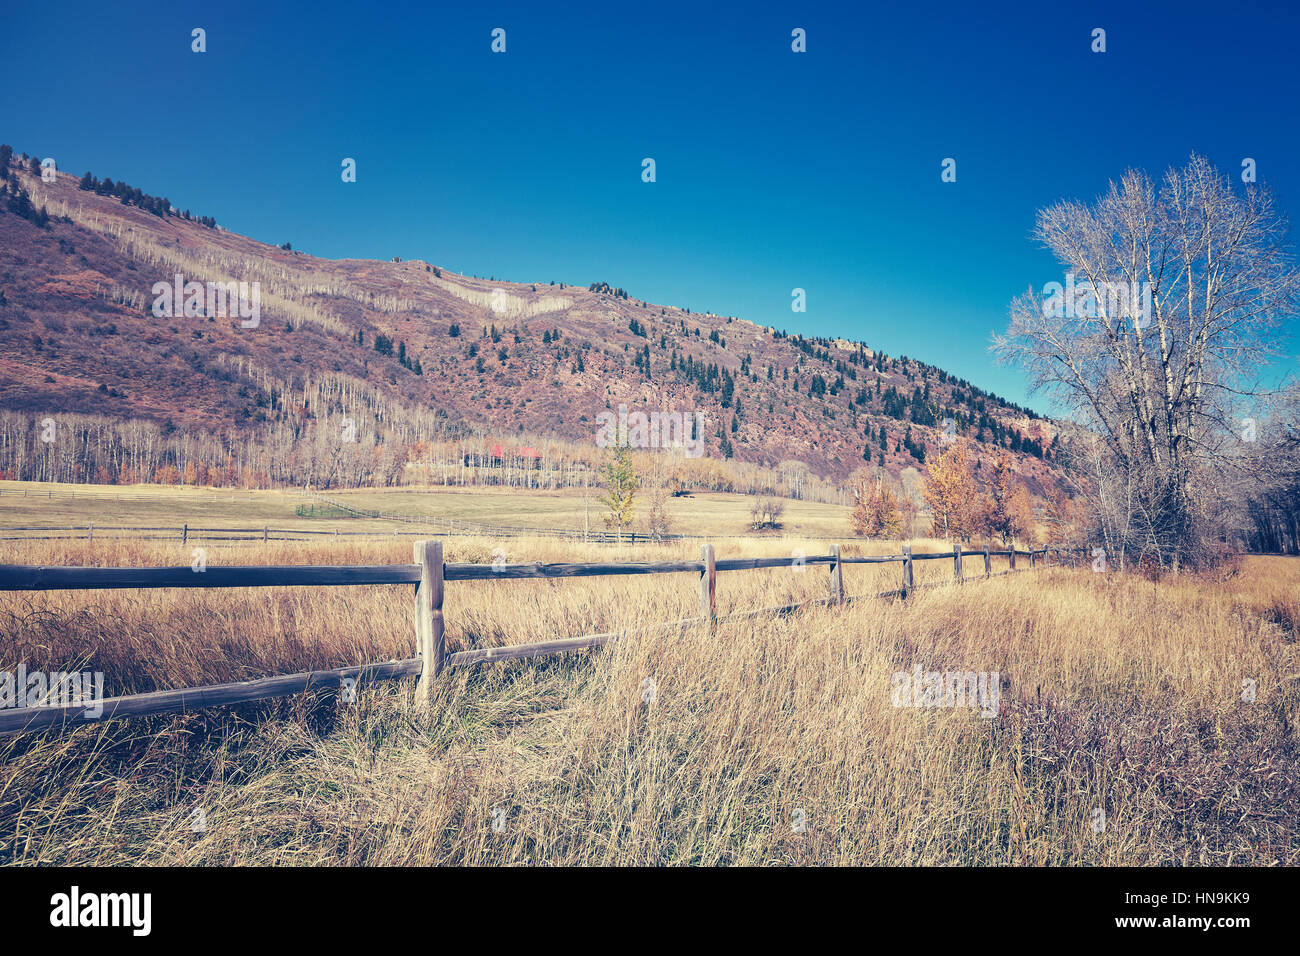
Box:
1 506 1296 865
0 480 854 540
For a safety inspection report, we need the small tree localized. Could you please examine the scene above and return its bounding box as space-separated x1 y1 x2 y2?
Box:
979 453 1031 546
598 443 639 541
643 457 675 542
1044 486 1080 544
850 474 871 535
920 440 979 541
749 496 785 530
850 471 903 538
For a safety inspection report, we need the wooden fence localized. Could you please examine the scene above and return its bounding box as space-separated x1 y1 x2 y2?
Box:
1 524 453 543
0 541 1081 734
0 523 698 544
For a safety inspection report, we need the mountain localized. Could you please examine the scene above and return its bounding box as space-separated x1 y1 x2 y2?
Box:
0 145 1065 497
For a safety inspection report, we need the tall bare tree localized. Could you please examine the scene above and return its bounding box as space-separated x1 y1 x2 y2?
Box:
995 154 1300 567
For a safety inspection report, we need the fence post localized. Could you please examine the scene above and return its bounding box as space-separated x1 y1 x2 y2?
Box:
700 544 716 623
414 539 445 704
1030 548 1037 570
262 526 268 543
182 523 188 544
87 522 93 541
1009 547 1017 572
902 545 913 598
953 543 963 584
828 544 844 603
983 545 991 578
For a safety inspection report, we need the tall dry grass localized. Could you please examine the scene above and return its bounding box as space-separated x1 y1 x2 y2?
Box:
1 538 1296 865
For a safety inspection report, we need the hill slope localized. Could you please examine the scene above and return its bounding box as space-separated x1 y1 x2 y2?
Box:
0 146 1063 496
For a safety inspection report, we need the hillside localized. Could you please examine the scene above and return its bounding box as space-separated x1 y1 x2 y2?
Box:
0 145 1065 497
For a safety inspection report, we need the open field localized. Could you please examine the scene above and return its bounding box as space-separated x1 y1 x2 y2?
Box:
323 486 856 538
0 481 854 540
1 531 1296 866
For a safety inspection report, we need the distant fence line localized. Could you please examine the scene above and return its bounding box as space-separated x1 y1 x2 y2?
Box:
0 485 744 544
1 524 450 543
1 523 708 544
298 490 712 542
0 487 264 505
0 540 1081 734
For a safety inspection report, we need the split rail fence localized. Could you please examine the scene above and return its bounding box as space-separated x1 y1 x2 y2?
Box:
1 524 460 543
0 541 1082 734
0 523 699 545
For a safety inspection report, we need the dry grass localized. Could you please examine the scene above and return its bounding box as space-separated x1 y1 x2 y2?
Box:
1 537 1296 866
0 480 857 539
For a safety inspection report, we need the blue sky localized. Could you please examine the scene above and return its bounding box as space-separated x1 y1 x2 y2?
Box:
3 0 1299 411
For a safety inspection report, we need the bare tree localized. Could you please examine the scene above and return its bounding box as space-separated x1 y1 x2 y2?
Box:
748 496 785 530
642 455 675 542
995 154 1300 567
1240 380 1300 553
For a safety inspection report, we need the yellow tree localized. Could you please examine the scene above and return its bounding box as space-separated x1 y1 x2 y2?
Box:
980 453 1031 546
851 470 903 538
920 441 978 541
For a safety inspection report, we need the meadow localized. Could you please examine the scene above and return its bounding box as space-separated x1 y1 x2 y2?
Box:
0 480 854 540
1 509 1296 865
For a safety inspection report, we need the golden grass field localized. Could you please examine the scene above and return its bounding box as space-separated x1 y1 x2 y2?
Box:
0 480 855 539
1 492 1298 865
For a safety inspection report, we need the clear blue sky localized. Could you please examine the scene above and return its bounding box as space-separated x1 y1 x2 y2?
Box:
4 0 1299 411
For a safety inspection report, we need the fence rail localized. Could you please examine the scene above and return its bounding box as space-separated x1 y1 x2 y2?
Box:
2 523 720 545
0 541 1083 734
0 524 463 543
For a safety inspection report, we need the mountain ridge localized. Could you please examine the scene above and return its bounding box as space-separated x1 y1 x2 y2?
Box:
0 145 1065 500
